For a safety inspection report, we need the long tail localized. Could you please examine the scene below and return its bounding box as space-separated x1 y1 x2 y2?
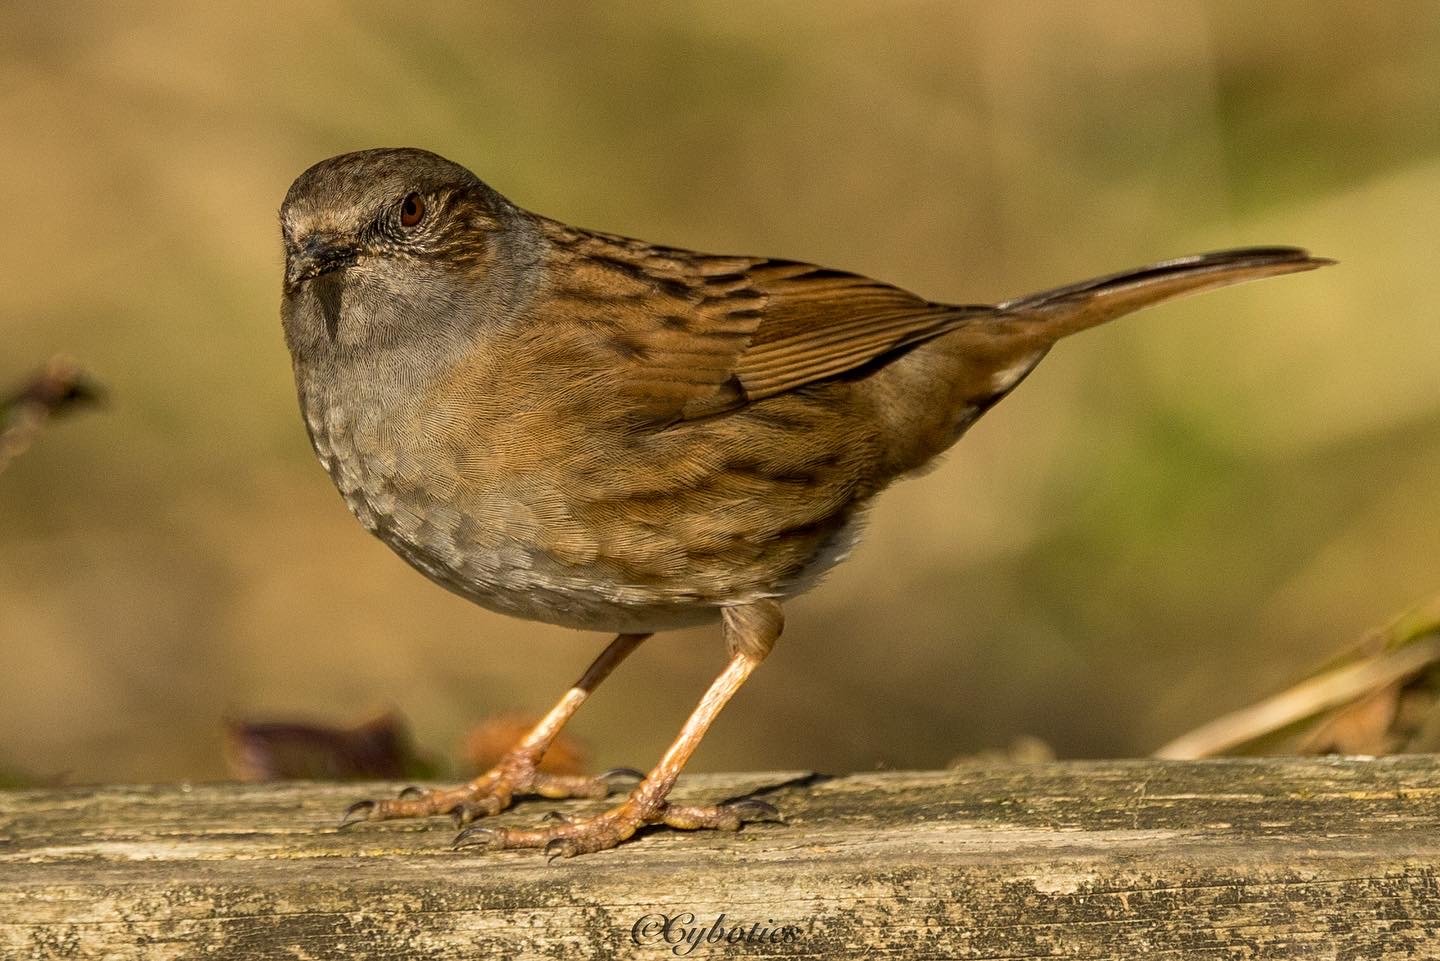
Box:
867 245 1331 477
995 246 1333 340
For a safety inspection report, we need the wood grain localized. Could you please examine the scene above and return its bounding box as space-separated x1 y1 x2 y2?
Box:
2 757 1438 959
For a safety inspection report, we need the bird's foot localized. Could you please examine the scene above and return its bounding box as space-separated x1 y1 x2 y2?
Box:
451 784 782 860
338 756 643 828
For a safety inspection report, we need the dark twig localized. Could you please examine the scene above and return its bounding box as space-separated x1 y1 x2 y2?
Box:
0 357 102 475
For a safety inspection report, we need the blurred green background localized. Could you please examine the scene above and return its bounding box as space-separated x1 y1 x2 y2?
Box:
2 0 1438 783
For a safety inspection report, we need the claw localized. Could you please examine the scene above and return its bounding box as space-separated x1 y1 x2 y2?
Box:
599 767 645 784
544 837 579 863
725 798 784 823
397 785 427 799
338 799 376 829
541 810 572 823
453 825 503 851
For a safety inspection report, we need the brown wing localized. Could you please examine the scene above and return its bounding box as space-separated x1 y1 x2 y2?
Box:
539 219 977 424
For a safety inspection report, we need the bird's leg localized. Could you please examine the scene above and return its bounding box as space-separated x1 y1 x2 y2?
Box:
340 632 649 827
454 601 785 859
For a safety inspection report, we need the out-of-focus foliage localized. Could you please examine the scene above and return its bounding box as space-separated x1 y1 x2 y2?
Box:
222 709 588 782
1 1 1438 781
223 711 431 782
1157 594 1440 759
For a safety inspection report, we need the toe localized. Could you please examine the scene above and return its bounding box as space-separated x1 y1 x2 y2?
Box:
528 771 615 800
451 794 505 826
660 798 783 832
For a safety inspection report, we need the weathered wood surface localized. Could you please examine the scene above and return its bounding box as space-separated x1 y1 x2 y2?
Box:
2 757 1438 959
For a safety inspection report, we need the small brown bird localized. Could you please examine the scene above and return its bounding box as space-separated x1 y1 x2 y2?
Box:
279 147 1330 858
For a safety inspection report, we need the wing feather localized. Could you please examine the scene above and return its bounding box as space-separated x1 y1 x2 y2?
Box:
540 220 975 424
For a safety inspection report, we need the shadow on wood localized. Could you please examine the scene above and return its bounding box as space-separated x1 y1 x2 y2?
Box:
2 757 1438 958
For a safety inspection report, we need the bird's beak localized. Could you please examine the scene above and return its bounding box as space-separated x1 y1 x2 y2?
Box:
284 235 360 288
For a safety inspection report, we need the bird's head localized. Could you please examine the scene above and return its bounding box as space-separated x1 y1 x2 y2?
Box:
279 147 519 358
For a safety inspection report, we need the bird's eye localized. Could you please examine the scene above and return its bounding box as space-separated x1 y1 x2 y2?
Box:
399 193 426 228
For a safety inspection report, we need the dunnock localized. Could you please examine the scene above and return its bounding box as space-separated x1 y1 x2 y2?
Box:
279 147 1330 858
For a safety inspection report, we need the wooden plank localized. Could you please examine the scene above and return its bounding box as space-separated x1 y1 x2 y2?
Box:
2 757 1438 959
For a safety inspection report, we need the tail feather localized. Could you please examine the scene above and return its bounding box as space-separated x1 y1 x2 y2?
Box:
995 246 1333 340
865 246 1330 478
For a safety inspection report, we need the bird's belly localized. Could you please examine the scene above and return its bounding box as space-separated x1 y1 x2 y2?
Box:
366 504 859 636
378 524 726 634
307 420 723 634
